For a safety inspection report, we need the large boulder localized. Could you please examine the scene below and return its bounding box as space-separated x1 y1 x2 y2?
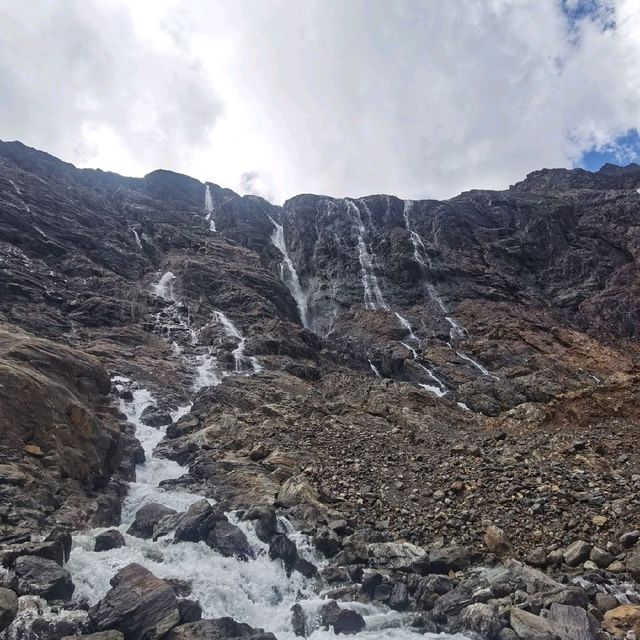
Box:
626 550 640 580
0 587 18 632
459 603 501 639
127 503 177 539
548 603 599 640
94 529 126 552
320 600 366 635
367 541 427 571
13 555 75 601
509 608 557 640
428 546 470 573
165 617 276 640
89 563 179 640
206 521 254 561
268 534 298 570
174 499 224 543
602 605 640 636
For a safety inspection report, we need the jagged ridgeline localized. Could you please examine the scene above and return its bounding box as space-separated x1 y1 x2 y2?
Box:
0 140 639 639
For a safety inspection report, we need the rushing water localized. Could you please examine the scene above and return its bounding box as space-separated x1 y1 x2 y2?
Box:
215 310 262 374
152 271 177 301
131 228 143 249
268 215 310 329
64 377 467 640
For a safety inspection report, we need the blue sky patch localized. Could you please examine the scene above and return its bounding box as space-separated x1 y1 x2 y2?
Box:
578 129 640 171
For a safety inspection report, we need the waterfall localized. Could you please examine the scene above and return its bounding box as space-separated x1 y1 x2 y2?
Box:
267 215 310 329
152 271 177 301
215 311 261 374
402 201 497 380
401 342 448 398
131 229 143 249
204 184 216 232
368 359 382 378
346 200 388 311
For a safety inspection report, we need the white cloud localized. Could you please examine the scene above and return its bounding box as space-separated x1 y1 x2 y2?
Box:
1 0 639 202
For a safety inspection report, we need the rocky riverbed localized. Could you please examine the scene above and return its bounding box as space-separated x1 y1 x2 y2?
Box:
0 141 639 638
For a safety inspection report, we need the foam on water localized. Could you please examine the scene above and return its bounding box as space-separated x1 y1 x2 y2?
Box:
152 271 177 301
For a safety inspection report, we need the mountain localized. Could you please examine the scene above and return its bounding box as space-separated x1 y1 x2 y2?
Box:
0 140 638 639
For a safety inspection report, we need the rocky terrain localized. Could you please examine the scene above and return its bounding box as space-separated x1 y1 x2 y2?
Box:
0 140 638 639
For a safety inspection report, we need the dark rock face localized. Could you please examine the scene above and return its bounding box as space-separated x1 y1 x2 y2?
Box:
89 563 179 640
13 555 75 601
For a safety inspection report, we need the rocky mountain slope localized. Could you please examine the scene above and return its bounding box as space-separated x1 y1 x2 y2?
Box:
0 140 639 639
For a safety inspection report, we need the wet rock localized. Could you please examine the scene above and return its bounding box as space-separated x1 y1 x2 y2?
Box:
165 617 276 640
313 527 342 558
619 529 640 548
509 608 556 640
293 557 318 579
563 540 591 567
127 503 177 539
206 521 254 561
459 603 501 639
243 506 278 543
0 538 67 569
626 550 640 580
174 499 224 543
94 529 126 552
548 603 599 640
140 406 173 428
389 581 409 611
45 527 72 563
432 585 473 620
166 579 193 597
14 555 75 601
320 600 365 635
291 603 306 637
0 587 18 631
429 546 470 573
602 605 640 636
178 599 203 624
268 534 298 570
89 563 179 640
367 541 427 571
484 525 511 557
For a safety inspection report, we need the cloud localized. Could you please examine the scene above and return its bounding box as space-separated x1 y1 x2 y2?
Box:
1 0 639 202
0 0 221 177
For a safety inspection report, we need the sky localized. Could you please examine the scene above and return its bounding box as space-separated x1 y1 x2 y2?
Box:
1 0 639 203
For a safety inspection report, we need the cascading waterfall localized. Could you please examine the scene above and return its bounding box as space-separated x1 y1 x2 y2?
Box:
402 201 498 380
152 271 177 301
346 200 388 311
267 215 310 329
204 184 216 232
401 342 447 398
215 310 262 374
368 359 382 378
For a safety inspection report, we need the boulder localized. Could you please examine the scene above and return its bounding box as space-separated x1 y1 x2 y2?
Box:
140 406 173 428
484 525 512 556
389 581 409 611
293 557 318 579
602 605 640 636
276 476 322 509
367 542 427 571
94 529 126 552
429 546 470 573
206 521 254 561
432 585 473 620
509 608 557 640
588 546 613 568
320 600 365 635
89 563 179 640
268 534 298 570
174 499 224 543
626 550 640 580
459 603 501 639
164 617 276 640
14 555 75 601
548 603 599 640
619 530 639 548
563 540 591 567
0 587 18 632
313 527 342 558
127 503 177 539
178 599 203 624
243 506 278 543
593 592 618 613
